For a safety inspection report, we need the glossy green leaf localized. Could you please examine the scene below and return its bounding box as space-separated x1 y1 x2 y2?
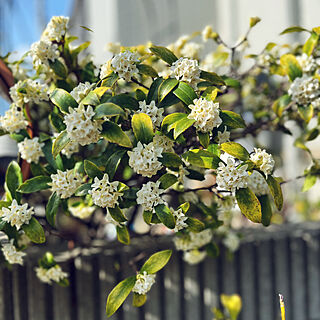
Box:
298 104 313 123
22 217 46 243
140 249 172 274
94 103 125 119
173 82 197 106
147 77 163 103
280 54 302 81
81 91 100 106
132 113 154 144
49 112 66 132
18 176 52 193
220 110 246 128
5 161 23 202
116 225 130 245
198 132 210 148
52 130 70 158
159 173 178 189
149 46 178 65
75 183 92 196
303 32 319 56
101 71 119 87
159 152 183 168
154 204 176 229
137 64 158 77
84 160 104 179
143 210 153 224
109 207 127 223
158 78 179 102
258 194 273 227
105 149 127 180
200 70 225 86
161 113 195 139
266 176 283 211
132 293 147 307
101 122 133 148
186 217 205 232
108 94 139 110
46 192 60 227
50 88 78 113
280 26 309 35
272 94 291 117
220 142 250 161
182 149 221 169
49 59 67 78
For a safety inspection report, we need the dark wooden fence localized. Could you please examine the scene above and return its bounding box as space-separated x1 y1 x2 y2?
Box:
1 222 320 320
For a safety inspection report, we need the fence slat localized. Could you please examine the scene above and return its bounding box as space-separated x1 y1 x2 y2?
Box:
184 262 200 320
12 266 28 320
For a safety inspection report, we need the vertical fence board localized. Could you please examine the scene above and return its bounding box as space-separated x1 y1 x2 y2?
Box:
12 266 28 320
3 267 14 320
184 263 200 320
0 267 4 319
221 247 237 295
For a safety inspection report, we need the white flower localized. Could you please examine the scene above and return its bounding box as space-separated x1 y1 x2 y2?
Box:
216 156 249 192
257 54 272 67
35 265 68 284
137 100 164 128
30 39 59 67
42 16 69 42
18 137 44 164
88 174 122 208
2 240 26 265
174 229 213 251
64 105 102 146
132 271 156 295
0 105 28 133
183 249 207 265
70 82 95 103
128 141 163 177
105 42 121 54
136 181 165 212
217 126 230 144
49 169 82 199
0 199 34 230
69 203 95 219
17 232 30 247
180 42 202 60
171 57 201 89
111 50 139 81
222 232 240 252
10 79 49 106
202 25 214 42
188 97 222 133
172 208 188 232
297 53 319 73
288 75 320 105
247 171 269 196
100 62 111 80
250 148 274 178
153 134 174 153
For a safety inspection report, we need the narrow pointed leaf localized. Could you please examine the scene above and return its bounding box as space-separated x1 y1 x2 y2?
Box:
18 176 52 193
220 142 250 161
266 176 283 210
46 192 60 227
140 250 172 274
94 103 125 119
149 46 178 65
101 122 133 148
154 204 175 229
132 113 154 144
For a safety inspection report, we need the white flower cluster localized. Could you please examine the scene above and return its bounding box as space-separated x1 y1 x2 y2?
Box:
69 204 95 219
247 171 269 196
216 157 249 192
297 53 319 74
2 240 26 265
42 16 69 42
70 82 95 103
49 169 82 199
30 39 59 67
137 100 164 128
128 141 163 177
288 75 320 105
153 134 174 152
171 58 201 89
183 249 207 265
172 208 188 232
0 199 34 230
132 271 156 295
100 62 111 80
188 98 222 132
10 80 49 106
174 229 213 251
64 105 101 146
257 54 272 68
250 148 274 178
136 181 165 212
222 232 240 252
111 50 139 81
35 265 68 284
88 174 122 208
217 126 230 144
180 42 202 60
18 137 44 164
0 105 28 133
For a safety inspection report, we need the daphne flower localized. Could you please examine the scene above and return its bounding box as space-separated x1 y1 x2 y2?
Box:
222 232 240 252
70 82 95 103
188 97 222 132
171 58 201 89
137 100 164 128
0 105 28 133
111 50 139 81
217 126 230 144
30 39 59 67
216 157 249 192
250 148 274 178
136 181 165 212
42 16 69 42
172 208 188 232
128 141 163 177
153 134 174 152
35 265 68 284
174 229 213 251
180 42 202 60
49 169 82 199
18 137 44 164
297 53 320 74
183 249 207 265
88 174 122 208
247 171 269 196
132 271 156 295
0 199 34 230
2 240 26 265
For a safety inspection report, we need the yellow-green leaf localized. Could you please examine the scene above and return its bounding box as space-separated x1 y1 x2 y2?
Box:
303 32 319 56
182 149 221 169
140 249 172 274
258 194 273 227
298 104 313 123
132 113 154 144
101 122 133 148
132 293 147 307
149 46 178 65
18 176 52 193
50 88 78 113
280 54 302 81
154 204 176 229
266 176 283 211
22 217 46 244
220 142 249 161
116 225 130 245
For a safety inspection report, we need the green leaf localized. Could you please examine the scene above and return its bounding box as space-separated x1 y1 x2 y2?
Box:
249 16 261 28
298 104 313 123
81 91 100 106
52 130 70 158
105 149 127 180
49 112 66 132
101 71 119 87
147 77 163 103
18 176 52 193
109 207 127 223
235 188 262 223
101 122 133 148
22 217 45 244
159 152 183 168
149 46 178 65
200 70 225 86
266 176 283 211
140 249 172 274
108 94 139 110
158 78 179 102
173 82 197 106
178 202 190 214
302 174 317 192
75 183 92 196
220 110 246 128
94 103 125 119
132 113 154 144
182 149 221 169
280 26 309 35
220 142 249 161
186 217 205 232
161 113 195 139
305 128 319 141
132 293 147 307
272 94 291 117
5 161 23 202
207 144 220 157
49 59 67 78
206 243 219 258
136 89 147 101
84 160 104 179
258 195 273 227
158 173 178 189
154 204 176 229
42 140 64 171
137 64 158 77
303 32 319 56
198 132 210 148
50 88 78 113
280 54 302 81
143 211 153 224
46 192 60 227
10 129 30 143
71 41 91 56
116 225 130 245
106 276 136 317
